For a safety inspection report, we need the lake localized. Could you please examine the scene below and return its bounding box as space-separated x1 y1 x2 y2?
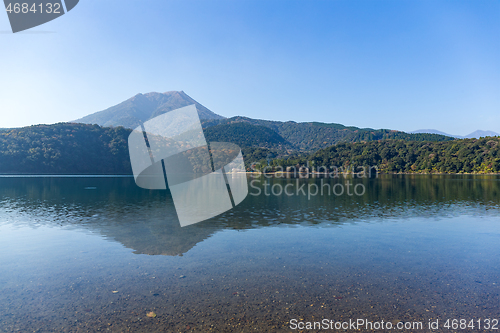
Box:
0 175 499 332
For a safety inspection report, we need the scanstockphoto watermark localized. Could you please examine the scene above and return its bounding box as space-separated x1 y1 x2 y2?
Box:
289 318 424 331
248 163 378 199
250 178 367 199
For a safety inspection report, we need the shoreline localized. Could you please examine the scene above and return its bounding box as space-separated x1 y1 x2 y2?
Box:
251 171 500 176
1 172 499 177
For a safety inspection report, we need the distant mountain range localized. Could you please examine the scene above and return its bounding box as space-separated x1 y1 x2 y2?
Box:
73 91 454 151
73 91 224 129
412 129 499 139
4 92 498 145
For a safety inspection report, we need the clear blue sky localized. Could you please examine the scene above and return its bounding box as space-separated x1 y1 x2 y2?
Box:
1 0 499 135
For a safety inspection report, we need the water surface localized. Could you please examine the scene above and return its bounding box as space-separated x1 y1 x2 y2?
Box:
0 175 499 332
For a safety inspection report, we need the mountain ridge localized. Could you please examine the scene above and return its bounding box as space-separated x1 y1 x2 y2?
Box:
412 129 499 139
202 116 454 150
73 91 454 151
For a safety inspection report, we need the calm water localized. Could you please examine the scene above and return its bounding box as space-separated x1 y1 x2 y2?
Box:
0 175 499 332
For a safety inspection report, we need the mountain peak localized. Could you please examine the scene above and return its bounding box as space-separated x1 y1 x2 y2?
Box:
73 91 224 129
465 130 499 139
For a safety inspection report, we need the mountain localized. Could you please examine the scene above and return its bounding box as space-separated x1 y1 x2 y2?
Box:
465 130 500 139
411 129 463 138
73 91 224 129
412 129 499 139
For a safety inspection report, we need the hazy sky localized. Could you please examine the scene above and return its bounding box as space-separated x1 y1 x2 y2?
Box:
1 0 499 135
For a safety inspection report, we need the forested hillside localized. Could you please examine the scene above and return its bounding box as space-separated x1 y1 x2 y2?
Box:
0 123 132 174
203 122 293 149
263 138 500 174
0 123 498 174
0 123 290 174
202 116 454 150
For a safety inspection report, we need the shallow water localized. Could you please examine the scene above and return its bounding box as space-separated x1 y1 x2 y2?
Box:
0 175 499 332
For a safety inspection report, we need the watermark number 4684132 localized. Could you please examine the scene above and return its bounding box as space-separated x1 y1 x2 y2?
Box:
3 0 79 33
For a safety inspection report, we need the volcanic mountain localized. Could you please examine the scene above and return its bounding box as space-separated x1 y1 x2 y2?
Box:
73 91 224 129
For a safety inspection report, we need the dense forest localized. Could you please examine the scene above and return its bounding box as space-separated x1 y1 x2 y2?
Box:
0 123 498 174
256 138 500 174
0 123 291 174
203 122 293 149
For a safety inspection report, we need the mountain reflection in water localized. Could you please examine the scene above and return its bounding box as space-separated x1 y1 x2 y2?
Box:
0 175 499 256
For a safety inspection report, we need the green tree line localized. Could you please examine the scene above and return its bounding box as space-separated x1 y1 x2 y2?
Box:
256 138 500 174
